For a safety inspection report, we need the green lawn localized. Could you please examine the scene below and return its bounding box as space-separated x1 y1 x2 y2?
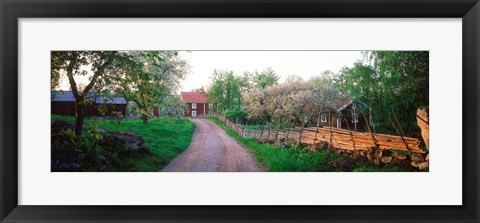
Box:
208 117 417 172
52 115 195 171
244 124 264 131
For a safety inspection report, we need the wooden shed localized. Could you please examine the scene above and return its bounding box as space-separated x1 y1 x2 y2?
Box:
51 91 127 117
335 99 372 132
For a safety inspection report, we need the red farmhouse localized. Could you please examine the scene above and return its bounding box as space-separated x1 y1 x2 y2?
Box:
180 92 215 118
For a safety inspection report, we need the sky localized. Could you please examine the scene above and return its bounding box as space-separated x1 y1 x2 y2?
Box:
58 51 364 92
179 51 363 92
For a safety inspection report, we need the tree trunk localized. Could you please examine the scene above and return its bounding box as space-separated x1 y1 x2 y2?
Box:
298 120 306 145
259 120 265 140
286 121 293 140
275 117 282 141
142 114 148 125
314 114 321 144
74 100 85 136
267 121 272 141
328 113 333 151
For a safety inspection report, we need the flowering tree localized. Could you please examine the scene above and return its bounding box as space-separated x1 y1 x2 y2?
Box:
243 79 341 142
113 51 189 124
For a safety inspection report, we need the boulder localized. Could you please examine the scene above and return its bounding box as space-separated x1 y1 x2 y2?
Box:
102 131 148 152
393 152 407 160
51 120 76 143
51 120 75 133
353 150 367 158
353 151 370 163
391 159 414 169
333 149 343 155
309 141 329 151
274 138 289 148
51 147 85 172
98 155 113 171
382 156 393 164
374 149 383 159
328 158 354 171
411 161 429 170
411 153 425 162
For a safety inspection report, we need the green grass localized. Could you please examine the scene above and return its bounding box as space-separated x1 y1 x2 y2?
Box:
244 124 265 131
52 115 195 171
208 117 419 172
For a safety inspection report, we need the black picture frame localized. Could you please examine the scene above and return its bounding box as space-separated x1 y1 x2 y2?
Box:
1 0 479 222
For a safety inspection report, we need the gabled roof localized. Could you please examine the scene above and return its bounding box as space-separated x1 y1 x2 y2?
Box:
51 91 75 102
51 91 126 104
181 92 207 103
336 98 372 113
336 99 353 112
95 96 127 105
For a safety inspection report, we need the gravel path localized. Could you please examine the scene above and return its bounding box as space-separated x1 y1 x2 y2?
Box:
162 119 264 172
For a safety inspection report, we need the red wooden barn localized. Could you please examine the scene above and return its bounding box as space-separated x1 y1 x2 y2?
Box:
51 91 127 117
180 92 216 118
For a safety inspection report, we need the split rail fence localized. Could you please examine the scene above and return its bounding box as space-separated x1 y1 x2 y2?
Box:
215 115 424 154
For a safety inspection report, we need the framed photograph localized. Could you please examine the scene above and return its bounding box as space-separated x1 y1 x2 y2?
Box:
1 0 479 222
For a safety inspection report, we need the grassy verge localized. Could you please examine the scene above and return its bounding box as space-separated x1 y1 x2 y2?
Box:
244 125 264 131
208 117 417 172
52 115 195 171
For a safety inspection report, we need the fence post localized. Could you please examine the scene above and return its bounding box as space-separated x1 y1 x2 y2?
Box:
266 121 271 141
362 112 378 150
259 121 265 140
313 113 321 145
388 115 411 154
286 121 292 141
298 127 303 145
343 116 356 151
329 113 333 149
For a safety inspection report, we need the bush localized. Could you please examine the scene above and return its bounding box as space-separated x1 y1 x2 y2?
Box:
222 108 247 122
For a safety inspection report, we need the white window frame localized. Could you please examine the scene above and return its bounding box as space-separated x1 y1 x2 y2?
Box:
352 113 359 123
192 103 197 109
192 110 197 117
208 103 213 114
320 114 327 123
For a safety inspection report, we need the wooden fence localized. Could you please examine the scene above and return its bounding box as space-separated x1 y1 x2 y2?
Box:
214 115 424 154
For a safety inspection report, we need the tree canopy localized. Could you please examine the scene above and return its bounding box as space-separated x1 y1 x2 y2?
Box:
335 51 429 136
51 51 190 134
111 51 189 124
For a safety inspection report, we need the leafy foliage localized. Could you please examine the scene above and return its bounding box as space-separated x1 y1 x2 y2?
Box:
243 79 342 131
248 67 280 89
335 51 428 137
222 108 247 122
206 67 279 115
52 115 195 171
51 51 127 135
111 51 189 124
51 51 190 132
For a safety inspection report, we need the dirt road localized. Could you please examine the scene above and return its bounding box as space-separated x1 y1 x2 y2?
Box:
162 119 264 172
